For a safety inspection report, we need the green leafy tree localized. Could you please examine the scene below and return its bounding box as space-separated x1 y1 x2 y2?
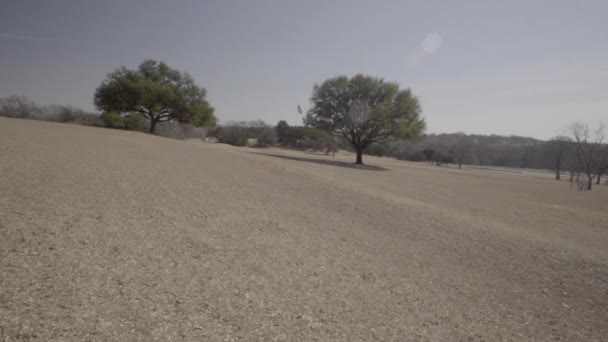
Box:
304 74 425 164
94 60 216 134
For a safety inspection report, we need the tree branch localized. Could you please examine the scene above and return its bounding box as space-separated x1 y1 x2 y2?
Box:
134 106 152 119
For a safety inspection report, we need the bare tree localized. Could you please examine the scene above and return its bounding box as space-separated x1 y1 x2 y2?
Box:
596 151 608 185
422 148 435 163
452 134 471 169
570 122 605 191
0 95 37 119
548 136 572 180
597 165 606 185
431 146 453 166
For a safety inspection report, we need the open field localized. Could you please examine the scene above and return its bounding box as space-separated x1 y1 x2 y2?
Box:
1 117 607 341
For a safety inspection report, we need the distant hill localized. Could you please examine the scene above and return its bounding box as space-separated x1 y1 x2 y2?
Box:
425 133 542 146
363 133 556 170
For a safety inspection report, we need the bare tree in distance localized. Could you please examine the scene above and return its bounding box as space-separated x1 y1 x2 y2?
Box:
452 134 471 169
597 165 606 185
596 150 608 185
432 148 453 166
570 122 605 191
0 95 38 119
548 136 572 180
422 148 435 163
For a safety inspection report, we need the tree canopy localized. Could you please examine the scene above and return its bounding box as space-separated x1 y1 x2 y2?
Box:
304 74 425 164
94 60 216 134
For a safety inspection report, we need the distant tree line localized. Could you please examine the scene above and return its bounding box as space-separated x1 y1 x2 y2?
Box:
1 60 217 139
360 133 548 167
0 95 103 126
3 60 605 189
210 120 337 154
276 121 337 155
0 95 209 140
358 125 607 190
212 120 275 147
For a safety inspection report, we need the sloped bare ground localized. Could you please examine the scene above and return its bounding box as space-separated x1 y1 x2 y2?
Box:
1 117 607 341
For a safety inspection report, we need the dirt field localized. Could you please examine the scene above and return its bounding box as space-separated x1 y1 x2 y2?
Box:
1 117 607 341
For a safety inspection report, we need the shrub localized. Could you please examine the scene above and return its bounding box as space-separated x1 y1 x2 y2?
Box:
101 111 125 128
216 125 249 146
124 113 148 132
0 95 37 118
57 106 80 122
100 112 148 131
280 126 336 152
256 127 276 147
0 96 101 127
366 142 394 157
73 113 104 127
213 120 276 147
276 120 290 143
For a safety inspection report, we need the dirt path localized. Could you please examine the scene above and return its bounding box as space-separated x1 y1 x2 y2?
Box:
1 118 607 341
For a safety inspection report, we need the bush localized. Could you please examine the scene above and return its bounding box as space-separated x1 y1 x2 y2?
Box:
366 142 395 157
320 134 337 155
276 120 290 143
57 106 80 122
280 126 336 152
256 127 276 147
0 96 37 118
73 113 104 127
0 97 104 127
101 112 148 131
124 113 148 132
213 120 276 147
216 125 249 146
101 111 125 128
432 149 454 166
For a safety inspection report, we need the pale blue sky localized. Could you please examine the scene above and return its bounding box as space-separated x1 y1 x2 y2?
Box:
1 0 606 139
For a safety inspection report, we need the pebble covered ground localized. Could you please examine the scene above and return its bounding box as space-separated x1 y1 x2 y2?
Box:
1 117 607 341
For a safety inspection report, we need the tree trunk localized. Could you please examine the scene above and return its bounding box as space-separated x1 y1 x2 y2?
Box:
587 175 593 191
355 147 363 164
597 169 603 185
555 166 560 180
458 162 462 169
149 119 158 134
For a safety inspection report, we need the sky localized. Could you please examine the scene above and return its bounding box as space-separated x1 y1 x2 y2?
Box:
0 0 606 139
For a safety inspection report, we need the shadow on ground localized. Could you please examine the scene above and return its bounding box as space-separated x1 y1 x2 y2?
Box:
247 151 388 171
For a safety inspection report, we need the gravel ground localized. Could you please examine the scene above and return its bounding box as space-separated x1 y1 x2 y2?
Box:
1 117 607 341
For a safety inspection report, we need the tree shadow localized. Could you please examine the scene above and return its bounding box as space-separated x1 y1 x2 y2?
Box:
247 151 388 171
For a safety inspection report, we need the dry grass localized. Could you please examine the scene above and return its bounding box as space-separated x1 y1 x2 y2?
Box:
1 117 607 341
